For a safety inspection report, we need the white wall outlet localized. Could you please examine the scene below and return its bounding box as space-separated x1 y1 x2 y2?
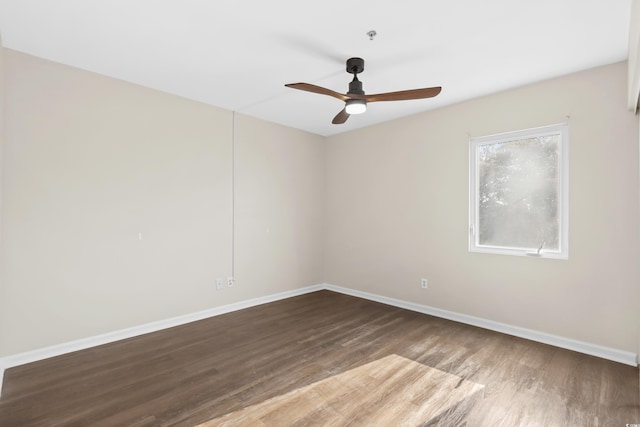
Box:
421 278 428 289
227 276 234 288
216 278 224 290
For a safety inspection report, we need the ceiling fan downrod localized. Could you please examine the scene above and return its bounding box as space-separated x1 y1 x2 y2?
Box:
346 57 365 98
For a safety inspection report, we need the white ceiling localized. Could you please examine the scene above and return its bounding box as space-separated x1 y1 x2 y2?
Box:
0 0 632 136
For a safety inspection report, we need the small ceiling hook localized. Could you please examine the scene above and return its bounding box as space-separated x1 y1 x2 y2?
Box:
367 30 377 41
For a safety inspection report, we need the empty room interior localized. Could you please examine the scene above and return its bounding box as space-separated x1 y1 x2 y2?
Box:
1 1 640 426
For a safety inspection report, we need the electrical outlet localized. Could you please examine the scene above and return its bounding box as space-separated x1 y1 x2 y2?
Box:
421 278 428 289
227 276 234 288
216 278 224 290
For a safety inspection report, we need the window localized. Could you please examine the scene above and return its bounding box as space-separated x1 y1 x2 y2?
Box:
469 124 568 259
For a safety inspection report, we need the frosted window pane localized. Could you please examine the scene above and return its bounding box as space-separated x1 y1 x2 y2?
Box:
477 135 560 251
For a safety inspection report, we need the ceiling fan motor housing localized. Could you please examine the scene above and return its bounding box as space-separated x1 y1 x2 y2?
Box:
349 78 364 95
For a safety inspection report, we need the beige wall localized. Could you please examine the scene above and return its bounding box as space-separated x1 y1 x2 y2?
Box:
0 49 324 356
1 48 637 359
630 0 640 112
324 61 640 353
0 36 5 357
235 114 325 297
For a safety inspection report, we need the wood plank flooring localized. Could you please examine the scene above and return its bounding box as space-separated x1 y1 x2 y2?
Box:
0 290 637 426
198 354 484 426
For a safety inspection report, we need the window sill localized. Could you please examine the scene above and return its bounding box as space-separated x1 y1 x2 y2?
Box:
469 247 568 260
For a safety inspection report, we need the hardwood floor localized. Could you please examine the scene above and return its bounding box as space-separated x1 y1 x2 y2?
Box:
198 354 485 426
0 290 637 426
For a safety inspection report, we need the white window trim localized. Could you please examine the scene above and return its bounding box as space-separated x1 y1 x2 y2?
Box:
469 123 569 259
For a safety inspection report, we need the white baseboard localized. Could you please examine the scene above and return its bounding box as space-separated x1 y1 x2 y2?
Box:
0 284 323 396
323 283 638 367
1 282 636 397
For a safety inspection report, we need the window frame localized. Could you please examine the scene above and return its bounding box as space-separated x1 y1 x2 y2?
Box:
469 123 569 259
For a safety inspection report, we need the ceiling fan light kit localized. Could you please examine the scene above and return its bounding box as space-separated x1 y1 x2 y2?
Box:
285 57 441 124
345 99 367 114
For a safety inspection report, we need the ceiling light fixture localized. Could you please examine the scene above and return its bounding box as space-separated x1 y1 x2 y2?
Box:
345 99 367 114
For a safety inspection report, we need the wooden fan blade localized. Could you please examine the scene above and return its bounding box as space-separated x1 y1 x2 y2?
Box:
285 83 349 102
358 86 442 102
332 108 350 124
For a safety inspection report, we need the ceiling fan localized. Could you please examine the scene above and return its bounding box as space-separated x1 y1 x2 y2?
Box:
285 57 442 124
